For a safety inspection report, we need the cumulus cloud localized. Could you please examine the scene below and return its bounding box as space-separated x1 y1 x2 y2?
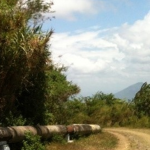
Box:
51 0 107 20
50 11 150 96
111 12 150 64
49 0 135 21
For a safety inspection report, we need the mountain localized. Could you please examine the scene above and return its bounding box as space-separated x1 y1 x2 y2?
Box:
114 82 143 100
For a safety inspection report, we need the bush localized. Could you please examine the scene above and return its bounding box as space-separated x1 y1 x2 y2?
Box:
3 111 26 126
21 132 45 150
51 134 66 143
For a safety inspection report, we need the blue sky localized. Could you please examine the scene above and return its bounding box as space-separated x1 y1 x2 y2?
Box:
44 0 150 32
43 0 150 96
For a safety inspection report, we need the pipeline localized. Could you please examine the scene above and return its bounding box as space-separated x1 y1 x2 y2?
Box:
0 124 101 143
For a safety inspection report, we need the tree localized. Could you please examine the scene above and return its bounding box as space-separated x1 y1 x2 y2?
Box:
41 67 80 124
133 82 150 116
64 98 88 124
0 0 80 126
0 0 52 124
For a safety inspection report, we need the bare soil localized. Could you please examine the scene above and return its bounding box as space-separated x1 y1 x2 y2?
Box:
104 128 150 150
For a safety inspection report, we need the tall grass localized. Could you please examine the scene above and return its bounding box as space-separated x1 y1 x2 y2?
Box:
46 132 118 150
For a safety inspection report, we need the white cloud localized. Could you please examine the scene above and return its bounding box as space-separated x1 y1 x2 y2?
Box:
49 0 136 21
50 11 150 96
51 30 123 74
51 0 106 20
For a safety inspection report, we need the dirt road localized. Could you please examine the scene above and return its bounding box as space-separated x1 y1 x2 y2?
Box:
104 128 150 150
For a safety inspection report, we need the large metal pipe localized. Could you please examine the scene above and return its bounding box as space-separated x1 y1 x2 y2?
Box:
67 124 101 134
0 127 12 141
8 126 38 143
0 124 101 143
36 125 67 139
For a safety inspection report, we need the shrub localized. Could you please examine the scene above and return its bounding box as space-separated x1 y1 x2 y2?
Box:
21 132 45 150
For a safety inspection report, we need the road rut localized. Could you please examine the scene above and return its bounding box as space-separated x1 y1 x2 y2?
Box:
104 128 150 150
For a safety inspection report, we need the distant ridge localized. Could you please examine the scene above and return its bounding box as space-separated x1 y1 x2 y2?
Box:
114 82 143 100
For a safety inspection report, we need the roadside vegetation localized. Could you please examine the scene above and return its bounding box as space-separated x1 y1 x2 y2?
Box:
1 0 150 150
64 83 150 128
47 132 118 150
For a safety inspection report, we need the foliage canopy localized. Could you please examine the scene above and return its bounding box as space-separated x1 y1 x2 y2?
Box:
0 0 80 126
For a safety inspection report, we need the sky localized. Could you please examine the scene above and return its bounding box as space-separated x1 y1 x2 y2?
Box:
43 0 150 97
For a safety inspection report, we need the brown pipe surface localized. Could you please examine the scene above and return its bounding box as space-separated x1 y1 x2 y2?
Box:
0 124 101 143
0 127 12 141
36 125 67 139
8 126 37 143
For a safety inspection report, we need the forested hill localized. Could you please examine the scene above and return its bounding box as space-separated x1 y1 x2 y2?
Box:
114 82 143 100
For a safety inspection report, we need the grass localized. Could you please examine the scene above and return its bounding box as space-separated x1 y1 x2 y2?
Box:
46 131 118 150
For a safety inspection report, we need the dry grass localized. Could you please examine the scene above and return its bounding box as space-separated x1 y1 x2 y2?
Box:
46 132 118 150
